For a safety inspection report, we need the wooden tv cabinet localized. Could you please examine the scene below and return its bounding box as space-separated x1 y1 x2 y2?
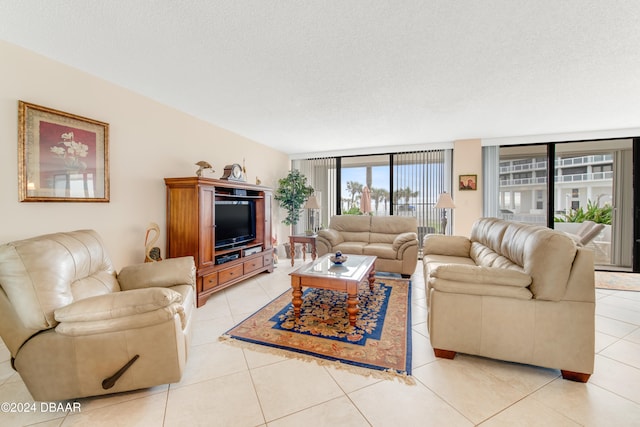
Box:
164 177 274 307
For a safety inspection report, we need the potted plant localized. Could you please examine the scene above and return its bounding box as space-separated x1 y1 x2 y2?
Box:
274 169 314 258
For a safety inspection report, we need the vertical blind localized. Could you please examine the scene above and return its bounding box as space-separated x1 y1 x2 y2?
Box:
291 157 337 235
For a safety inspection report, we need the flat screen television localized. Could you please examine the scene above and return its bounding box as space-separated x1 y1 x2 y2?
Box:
215 200 256 249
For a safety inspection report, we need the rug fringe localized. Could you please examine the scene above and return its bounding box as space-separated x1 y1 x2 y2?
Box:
219 334 416 386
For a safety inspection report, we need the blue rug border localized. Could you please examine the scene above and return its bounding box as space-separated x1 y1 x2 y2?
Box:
223 276 413 376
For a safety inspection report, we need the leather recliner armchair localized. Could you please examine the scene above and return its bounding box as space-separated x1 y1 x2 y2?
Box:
0 230 196 401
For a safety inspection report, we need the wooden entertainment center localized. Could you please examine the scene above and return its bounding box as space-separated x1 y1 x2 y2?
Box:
164 177 274 307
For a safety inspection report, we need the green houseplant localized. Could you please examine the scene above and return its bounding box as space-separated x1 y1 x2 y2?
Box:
274 169 314 227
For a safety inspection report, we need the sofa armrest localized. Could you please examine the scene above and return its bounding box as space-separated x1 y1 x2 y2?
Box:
117 256 195 291
392 232 418 251
54 287 184 336
317 229 344 246
423 234 471 257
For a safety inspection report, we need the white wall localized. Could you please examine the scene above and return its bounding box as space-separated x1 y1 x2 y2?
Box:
0 41 290 270
452 139 483 236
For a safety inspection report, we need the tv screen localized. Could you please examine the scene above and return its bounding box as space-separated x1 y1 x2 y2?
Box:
215 201 256 249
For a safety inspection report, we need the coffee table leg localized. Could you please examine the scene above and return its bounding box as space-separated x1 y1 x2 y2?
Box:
368 266 376 291
346 282 358 326
291 276 303 321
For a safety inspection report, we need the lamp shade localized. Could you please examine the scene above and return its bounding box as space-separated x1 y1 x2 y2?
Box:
304 195 320 209
435 192 455 209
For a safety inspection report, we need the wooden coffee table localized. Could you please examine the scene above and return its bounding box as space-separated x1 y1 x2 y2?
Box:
289 254 377 326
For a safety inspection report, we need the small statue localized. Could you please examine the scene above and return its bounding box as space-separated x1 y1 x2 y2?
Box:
256 176 262 185
144 222 162 262
195 161 213 177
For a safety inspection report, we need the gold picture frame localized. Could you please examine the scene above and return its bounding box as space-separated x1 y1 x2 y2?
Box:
18 101 109 202
459 174 477 191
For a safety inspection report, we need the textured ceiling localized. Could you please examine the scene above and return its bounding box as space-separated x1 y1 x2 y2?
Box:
1 1 640 155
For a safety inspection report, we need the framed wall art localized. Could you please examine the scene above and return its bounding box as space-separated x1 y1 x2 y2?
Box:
459 174 477 191
18 101 109 202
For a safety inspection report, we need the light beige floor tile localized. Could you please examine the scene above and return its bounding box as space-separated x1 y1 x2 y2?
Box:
479 395 580 426
596 300 640 326
242 346 290 370
599 338 640 369
324 365 383 394
411 303 427 326
625 326 640 345
0 381 64 427
411 329 437 369
250 358 344 422
192 314 238 346
464 355 559 394
595 314 639 338
73 384 169 413
0 342 10 363
62 392 167 427
594 330 621 353
29 419 65 427
0 360 16 386
194 291 232 320
267 396 370 427
412 356 529 424
531 376 640 426
412 321 429 339
172 340 248 389
349 377 472 426
604 294 640 313
164 371 264 427
614 290 640 302
590 355 640 404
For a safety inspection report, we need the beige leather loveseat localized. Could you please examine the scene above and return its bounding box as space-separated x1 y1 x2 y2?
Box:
316 215 418 277
423 217 595 382
0 230 196 401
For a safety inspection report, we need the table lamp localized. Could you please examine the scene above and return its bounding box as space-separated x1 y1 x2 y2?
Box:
434 192 455 234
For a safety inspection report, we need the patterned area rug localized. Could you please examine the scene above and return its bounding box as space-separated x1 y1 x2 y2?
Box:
220 277 413 382
595 271 640 292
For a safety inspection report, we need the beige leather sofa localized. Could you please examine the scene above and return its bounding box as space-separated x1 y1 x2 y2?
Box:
316 215 418 277
423 217 595 382
0 230 196 401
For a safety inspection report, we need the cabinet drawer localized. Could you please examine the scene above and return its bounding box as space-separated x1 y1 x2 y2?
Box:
244 257 264 274
202 272 218 291
219 264 243 284
263 252 273 266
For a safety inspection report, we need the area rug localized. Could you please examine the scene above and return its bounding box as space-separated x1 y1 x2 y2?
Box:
220 277 413 383
595 271 640 292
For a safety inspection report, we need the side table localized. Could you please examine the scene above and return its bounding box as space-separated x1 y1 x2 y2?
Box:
289 234 317 266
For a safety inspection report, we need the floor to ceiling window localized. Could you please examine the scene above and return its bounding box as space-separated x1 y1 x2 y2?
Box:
484 139 635 271
292 149 451 245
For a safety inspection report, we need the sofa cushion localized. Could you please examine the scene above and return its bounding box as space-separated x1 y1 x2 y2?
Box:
330 215 371 233
363 243 397 259
431 264 531 287
370 216 417 245
429 278 533 300
334 242 367 254
341 231 370 243
471 243 523 271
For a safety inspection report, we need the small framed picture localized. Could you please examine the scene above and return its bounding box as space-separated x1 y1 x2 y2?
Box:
459 174 477 191
18 101 109 202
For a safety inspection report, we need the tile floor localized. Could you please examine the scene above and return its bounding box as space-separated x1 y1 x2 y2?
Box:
1 259 640 426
